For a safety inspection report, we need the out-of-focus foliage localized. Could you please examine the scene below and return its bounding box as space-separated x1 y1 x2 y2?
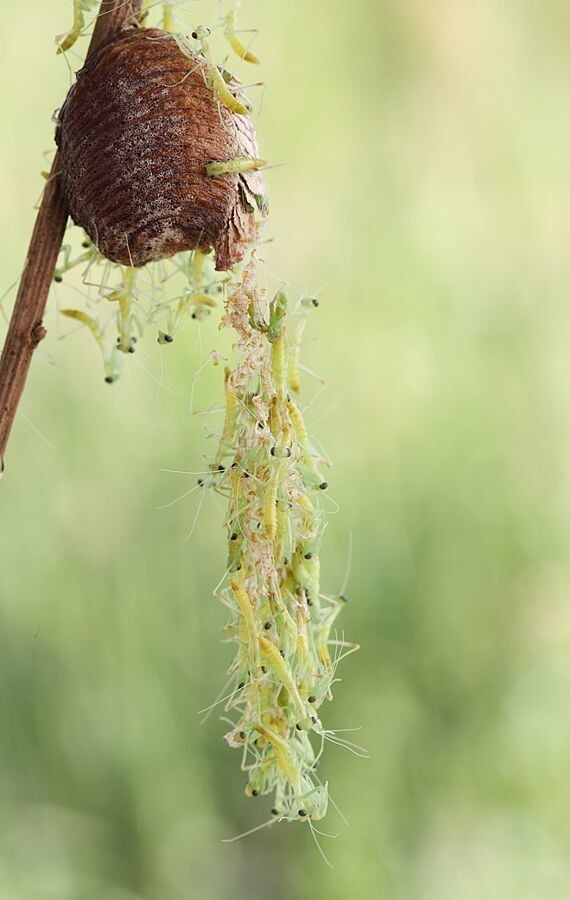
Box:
1 1 569 897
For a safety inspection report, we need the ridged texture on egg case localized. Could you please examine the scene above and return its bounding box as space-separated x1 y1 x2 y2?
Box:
56 27 266 270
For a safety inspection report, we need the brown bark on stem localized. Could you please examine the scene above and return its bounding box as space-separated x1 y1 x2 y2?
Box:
0 0 143 471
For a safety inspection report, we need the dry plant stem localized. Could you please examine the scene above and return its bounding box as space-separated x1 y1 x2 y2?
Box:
0 0 143 468
89 0 144 53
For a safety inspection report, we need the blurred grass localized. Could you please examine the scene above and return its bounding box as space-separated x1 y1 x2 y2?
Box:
1 0 570 897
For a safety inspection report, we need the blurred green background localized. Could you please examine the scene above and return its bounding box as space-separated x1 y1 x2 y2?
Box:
2 1 570 897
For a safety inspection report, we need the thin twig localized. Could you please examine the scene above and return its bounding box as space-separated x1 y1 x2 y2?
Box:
0 0 143 471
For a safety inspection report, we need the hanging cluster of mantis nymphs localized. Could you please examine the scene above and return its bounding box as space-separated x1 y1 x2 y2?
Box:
55 240 230 383
202 255 361 834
